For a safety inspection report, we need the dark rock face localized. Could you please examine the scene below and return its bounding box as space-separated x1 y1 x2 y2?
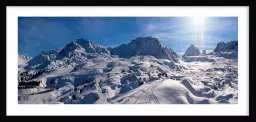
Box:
214 40 238 53
213 40 238 59
18 69 46 83
183 44 201 57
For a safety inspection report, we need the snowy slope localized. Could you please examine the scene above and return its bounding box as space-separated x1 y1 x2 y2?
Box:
110 37 180 62
111 79 217 104
110 57 237 104
18 55 237 104
183 56 215 62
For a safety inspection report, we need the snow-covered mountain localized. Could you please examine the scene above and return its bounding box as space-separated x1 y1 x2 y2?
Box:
57 39 110 60
110 37 180 62
183 44 201 57
18 54 33 79
214 40 238 53
18 54 32 67
25 49 60 70
18 37 238 104
213 40 238 59
24 39 110 70
25 37 179 71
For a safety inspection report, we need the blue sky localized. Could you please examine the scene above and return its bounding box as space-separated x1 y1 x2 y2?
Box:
18 17 238 57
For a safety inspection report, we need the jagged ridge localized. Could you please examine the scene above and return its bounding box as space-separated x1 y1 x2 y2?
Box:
109 37 179 62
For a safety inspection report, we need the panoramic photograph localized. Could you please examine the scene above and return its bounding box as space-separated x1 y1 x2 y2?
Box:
18 17 238 104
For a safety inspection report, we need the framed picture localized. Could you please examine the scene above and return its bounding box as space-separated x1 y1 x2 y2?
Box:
6 6 249 116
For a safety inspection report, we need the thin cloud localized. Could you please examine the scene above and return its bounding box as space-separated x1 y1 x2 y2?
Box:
143 17 238 45
205 17 238 32
145 23 178 32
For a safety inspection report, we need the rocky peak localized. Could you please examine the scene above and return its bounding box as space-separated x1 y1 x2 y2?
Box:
110 37 179 62
183 44 201 57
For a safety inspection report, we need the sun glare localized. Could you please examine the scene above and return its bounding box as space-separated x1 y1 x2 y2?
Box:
191 16 206 49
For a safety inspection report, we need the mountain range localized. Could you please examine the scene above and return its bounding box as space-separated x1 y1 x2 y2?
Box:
18 37 238 104
23 37 181 70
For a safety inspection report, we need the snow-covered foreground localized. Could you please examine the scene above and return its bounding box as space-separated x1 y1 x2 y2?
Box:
18 55 238 104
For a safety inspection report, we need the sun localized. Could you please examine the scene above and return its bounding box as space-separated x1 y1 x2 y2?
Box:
192 16 205 29
190 16 206 49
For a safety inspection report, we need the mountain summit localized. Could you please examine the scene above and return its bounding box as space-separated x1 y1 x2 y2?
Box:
57 38 110 60
109 37 179 62
183 44 201 57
